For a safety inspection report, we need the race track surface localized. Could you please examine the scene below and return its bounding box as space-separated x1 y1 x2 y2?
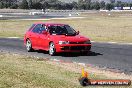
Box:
0 12 78 20
0 38 132 74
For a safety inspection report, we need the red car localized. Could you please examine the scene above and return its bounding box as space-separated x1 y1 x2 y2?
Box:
24 22 91 56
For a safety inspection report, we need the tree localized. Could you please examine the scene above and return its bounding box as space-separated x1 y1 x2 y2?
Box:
85 0 91 10
78 3 86 10
100 1 105 9
64 3 74 10
32 2 42 9
85 0 91 3
0 2 4 9
85 3 91 10
29 0 33 9
110 0 115 3
91 2 100 10
47 0 58 3
124 2 129 7
19 0 29 9
10 4 18 9
129 3 132 7
72 1 78 9
0 0 18 9
43 1 48 9
94 2 100 10
106 3 113 10
115 1 122 7
78 0 83 3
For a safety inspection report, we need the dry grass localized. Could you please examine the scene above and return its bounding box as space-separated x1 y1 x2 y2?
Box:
0 53 81 88
0 52 131 88
0 12 132 43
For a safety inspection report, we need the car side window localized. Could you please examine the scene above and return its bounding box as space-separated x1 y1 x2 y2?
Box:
39 24 46 33
32 24 46 33
48 26 57 34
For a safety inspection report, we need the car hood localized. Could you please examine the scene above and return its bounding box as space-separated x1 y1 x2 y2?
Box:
50 35 90 42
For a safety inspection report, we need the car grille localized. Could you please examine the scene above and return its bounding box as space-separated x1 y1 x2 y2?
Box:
70 46 85 50
61 46 91 51
69 42 84 44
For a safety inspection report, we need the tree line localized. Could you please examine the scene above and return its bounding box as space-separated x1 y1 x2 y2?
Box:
0 0 132 10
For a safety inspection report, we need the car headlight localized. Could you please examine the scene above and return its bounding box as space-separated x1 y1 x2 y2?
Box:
84 40 91 44
59 41 69 45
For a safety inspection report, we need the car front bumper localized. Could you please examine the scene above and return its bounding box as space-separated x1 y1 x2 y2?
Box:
55 44 91 53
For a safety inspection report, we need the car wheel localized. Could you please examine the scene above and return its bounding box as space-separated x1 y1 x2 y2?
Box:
49 42 56 56
26 39 33 52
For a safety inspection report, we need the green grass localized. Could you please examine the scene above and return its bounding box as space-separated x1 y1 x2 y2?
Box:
0 12 132 43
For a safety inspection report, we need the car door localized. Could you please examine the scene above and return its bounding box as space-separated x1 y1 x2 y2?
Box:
38 25 49 50
30 24 42 48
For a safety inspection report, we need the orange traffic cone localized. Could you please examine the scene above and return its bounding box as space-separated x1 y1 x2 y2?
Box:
79 68 91 86
81 67 88 78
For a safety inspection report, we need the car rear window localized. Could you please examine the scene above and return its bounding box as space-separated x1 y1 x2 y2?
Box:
28 24 35 31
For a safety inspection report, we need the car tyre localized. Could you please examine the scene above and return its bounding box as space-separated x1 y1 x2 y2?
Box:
26 39 33 52
49 42 56 56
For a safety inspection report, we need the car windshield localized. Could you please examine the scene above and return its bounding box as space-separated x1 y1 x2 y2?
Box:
48 25 76 35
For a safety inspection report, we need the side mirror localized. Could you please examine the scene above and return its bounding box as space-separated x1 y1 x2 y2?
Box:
42 31 48 35
76 31 80 35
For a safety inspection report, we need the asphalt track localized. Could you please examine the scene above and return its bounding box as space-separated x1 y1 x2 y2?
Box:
0 38 132 74
0 12 78 20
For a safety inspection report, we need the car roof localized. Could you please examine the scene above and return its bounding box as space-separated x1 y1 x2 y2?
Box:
34 22 67 26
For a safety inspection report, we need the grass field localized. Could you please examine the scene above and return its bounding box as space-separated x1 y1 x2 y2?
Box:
0 53 81 88
0 12 132 43
0 52 131 88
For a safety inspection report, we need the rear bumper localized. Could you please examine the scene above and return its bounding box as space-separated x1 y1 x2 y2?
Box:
55 44 91 53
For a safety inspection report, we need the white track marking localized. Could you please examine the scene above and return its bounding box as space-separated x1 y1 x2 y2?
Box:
78 63 86 66
7 37 20 39
91 41 132 45
17 17 85 21
50 17 85 20
53 59 60 62
20 19 51 21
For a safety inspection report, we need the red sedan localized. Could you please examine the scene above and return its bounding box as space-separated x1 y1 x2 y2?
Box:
24 22 91 56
